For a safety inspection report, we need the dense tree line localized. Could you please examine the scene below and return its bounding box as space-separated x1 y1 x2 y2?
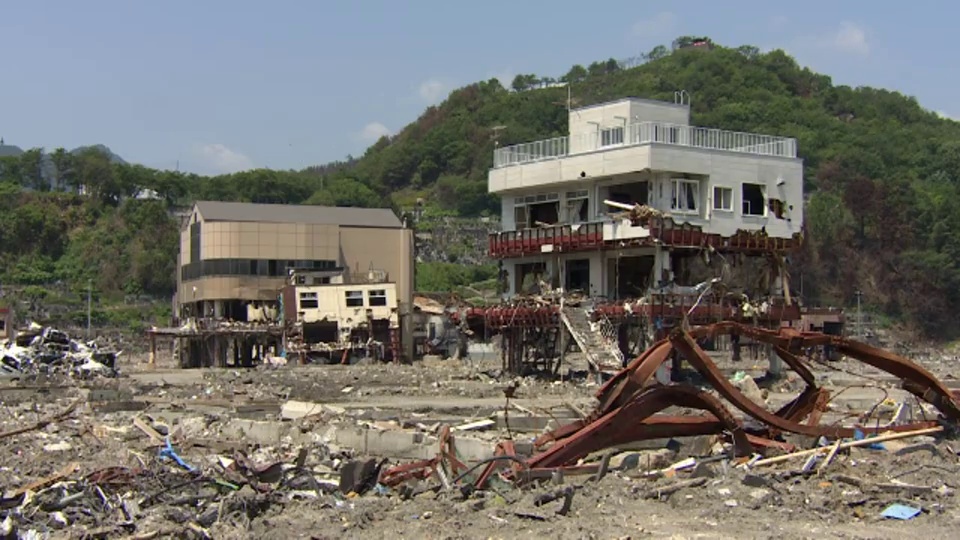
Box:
1 36 959 336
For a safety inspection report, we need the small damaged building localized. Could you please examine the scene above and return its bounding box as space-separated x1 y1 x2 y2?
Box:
282 269 401 362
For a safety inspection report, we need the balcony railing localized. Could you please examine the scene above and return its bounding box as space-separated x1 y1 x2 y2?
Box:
492 121 798 168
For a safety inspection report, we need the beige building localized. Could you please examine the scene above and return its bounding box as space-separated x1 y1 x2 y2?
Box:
177 201 414 322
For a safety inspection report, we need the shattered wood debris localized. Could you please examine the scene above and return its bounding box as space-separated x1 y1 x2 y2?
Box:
1 323 120 378
3 322 960 537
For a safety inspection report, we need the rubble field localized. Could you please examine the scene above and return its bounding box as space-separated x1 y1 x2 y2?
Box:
0 345 958 539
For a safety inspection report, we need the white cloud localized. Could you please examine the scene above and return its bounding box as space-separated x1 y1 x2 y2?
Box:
631 12 677 39
193 143 254 174
828 22 869 55
359 121 391 142
418 78 449 104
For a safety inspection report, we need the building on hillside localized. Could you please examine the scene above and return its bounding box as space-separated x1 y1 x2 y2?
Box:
155 201 415 367
475 96 806 377
488 96 802 298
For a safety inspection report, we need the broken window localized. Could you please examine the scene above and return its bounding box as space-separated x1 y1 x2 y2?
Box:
513 193 559 228
671 179 699 213
564 190 589 223
742 183 765 216
768 198 786 219
345 290 364 307
609 181 649 207
566 259 591 292
299 292 318 309
713 186 733 212
600 126 624 147
368 289 388 307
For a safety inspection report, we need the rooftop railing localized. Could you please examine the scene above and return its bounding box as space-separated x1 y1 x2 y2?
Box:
492 121 798 168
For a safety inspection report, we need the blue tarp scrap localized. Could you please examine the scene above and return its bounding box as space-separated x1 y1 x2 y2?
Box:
159 437 196 472
881 503 921 520
853 429 887 450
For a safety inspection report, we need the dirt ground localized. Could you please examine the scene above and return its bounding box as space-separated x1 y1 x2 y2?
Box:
0 345 957 539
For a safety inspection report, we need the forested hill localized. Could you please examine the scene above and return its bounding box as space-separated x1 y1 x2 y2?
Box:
1 36 959 337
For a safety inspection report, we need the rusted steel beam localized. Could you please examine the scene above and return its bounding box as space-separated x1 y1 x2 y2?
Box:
382 321 960 491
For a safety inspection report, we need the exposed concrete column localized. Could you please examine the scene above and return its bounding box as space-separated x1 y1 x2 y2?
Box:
767 270 785 377
766 344 781 377
589 254 604 297
652 246 672 287
214 300 224 319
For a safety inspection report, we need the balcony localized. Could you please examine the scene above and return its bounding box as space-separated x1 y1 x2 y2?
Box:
489 218 800 258
492 121 798 169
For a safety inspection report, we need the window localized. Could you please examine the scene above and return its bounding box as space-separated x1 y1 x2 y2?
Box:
713 186 733 212
368 289 388 307
345 290 364 307
742 183 766 216
513 205 528 229
600 126 624 147
299 292 318 309
513 193 559 228
564 190 589 223
671 179 700 213
180 258 339 281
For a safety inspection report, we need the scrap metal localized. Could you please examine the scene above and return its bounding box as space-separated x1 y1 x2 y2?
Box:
381 322 960 488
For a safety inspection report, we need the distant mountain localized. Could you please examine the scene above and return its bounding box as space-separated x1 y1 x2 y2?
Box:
0 142 23 158
0 141 126 164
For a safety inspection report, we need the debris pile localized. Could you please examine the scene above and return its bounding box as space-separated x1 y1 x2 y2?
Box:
1 323 959 536
0 324 119 378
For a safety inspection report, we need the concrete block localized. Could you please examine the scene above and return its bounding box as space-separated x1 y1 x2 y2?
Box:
281 400 345 420
221 419 290 444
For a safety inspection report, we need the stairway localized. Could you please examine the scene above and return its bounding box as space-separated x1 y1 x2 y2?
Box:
560 306 624 373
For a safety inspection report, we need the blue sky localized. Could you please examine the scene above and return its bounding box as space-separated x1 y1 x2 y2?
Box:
0 1 954 176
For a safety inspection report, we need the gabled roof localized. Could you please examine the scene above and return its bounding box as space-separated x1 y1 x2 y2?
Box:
193 201 402 229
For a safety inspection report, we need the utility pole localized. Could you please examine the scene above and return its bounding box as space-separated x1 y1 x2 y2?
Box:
854 290 863 338
86 279 92 338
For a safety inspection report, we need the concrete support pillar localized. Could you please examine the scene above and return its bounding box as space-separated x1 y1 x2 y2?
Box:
766 343 782 377
214 300 224 319
589 254 603 297
767 265 785 377
652 246 672 287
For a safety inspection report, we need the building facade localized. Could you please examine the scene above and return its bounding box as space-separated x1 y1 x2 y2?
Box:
487 97 804 299
177 201 415 322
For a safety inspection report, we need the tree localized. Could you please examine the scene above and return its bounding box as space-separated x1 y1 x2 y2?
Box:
646 45 669 61
562 65 587 83
19 148 46 191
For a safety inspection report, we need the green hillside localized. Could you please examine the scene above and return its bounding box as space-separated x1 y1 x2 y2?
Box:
1 36 959 336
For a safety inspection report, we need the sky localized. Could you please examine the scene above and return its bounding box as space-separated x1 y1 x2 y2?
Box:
0 1 956 176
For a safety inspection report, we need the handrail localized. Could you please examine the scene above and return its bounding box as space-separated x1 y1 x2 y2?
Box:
493 121 797 168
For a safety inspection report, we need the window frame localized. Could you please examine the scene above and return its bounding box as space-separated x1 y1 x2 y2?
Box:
712 185 734 213
670 178 700 214
564 190 589 223
741 182 767 217
298 291 318 309
344 290 364 307
512 193 559 229
367 289 388 307
600 126 624 147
